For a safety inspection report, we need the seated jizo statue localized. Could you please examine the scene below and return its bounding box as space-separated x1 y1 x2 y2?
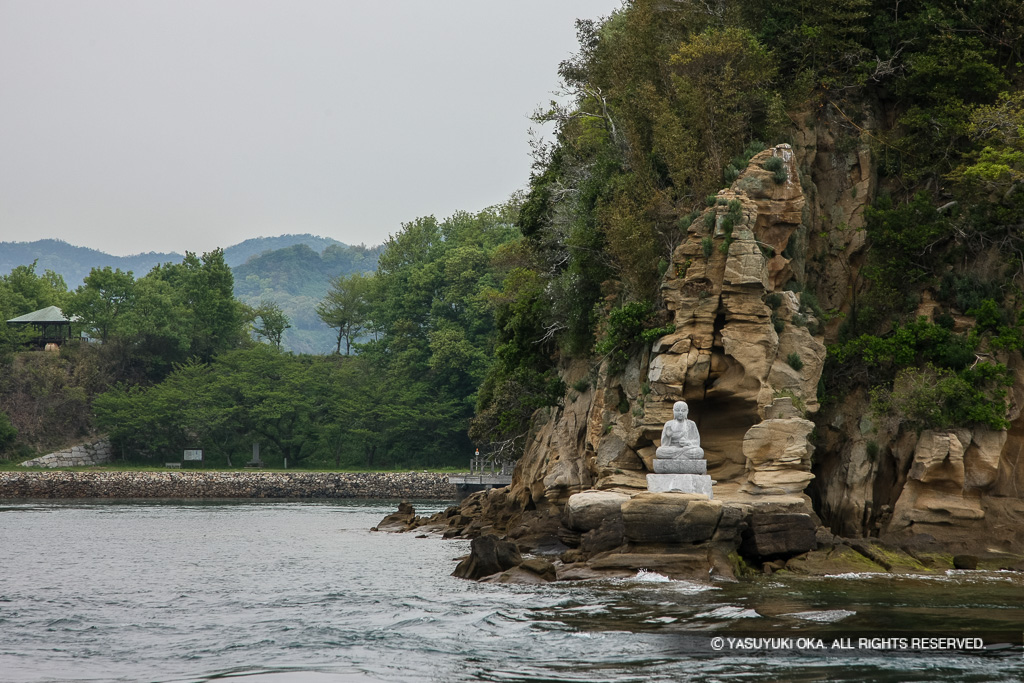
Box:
652 401 707 475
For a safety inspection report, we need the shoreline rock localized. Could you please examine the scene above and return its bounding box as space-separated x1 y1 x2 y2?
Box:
383 490 1024 584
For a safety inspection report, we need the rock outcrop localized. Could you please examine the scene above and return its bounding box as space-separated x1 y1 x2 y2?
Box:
410 135 1024 581
452 534 523 581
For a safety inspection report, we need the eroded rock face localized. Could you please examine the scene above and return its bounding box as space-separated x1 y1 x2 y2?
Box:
621 492 724 544
445 146 826 556
888 430 984 531
741 415 815 495
645 145 823 495
565 490 629 532
740 513 817 561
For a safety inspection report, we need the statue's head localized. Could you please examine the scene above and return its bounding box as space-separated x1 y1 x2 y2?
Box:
673 401 689 420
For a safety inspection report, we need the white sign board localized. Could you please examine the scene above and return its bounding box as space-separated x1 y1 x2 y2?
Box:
183 449 203 461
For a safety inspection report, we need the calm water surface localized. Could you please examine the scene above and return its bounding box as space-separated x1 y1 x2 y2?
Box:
0 501 1021 682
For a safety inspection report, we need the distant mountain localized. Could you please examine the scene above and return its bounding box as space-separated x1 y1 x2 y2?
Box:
234 242 384 354
0 234 352 284
0 235 383 354
222 234 347 268
0 239 182 286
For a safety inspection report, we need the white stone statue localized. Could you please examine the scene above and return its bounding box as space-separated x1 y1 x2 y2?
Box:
655 401 704 461
647 400 713 497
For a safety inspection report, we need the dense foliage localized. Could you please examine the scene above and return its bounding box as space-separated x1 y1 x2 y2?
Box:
1 208 518 468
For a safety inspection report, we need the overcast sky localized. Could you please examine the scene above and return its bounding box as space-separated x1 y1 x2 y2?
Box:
0 1 617 256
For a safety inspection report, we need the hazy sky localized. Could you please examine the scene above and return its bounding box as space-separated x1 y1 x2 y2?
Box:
1 1 617 256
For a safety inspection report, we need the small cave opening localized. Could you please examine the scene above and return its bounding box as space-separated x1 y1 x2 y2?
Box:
689 395 760 484
711 312 727 347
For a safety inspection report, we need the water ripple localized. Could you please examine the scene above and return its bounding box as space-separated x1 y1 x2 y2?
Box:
1 501 1021 683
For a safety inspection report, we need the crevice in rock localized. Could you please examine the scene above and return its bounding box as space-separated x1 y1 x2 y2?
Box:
868 443 899 536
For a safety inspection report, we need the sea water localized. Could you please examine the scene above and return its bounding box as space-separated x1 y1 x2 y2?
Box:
1 501 1021 682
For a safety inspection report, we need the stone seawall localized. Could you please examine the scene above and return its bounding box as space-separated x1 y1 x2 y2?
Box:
0 471 456 500
20 439 113 468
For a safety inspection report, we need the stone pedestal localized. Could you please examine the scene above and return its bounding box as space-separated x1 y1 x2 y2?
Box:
646 473 714 498
653 458 707 474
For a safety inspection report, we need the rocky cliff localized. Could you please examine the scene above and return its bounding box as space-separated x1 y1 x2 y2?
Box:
401 126 1024 582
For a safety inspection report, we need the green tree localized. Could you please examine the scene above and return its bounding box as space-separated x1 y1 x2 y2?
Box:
0 261 69 316
67 266 136 343
252 300 291 350
148 249 248 361
316 272 371 355
662 27 779 198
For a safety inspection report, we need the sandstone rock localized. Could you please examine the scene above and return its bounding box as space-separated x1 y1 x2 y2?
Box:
565 490 629 532
588 547 736 581
620 492 701 543
595 471 649 491
888 430 987 537
556 563 634 581
621 492 723 544
676 499 724 543
637 446 657 471
595 432 643 472
740 416 815 495
580 516 625 555
519 557 557 582
739 513 816 560
712 504 747 544
374 501 418 532
764 397 801 420
482 566 551 585
964 428 1007 490
452 534 522 580
542 456 593 506
909 430 966 487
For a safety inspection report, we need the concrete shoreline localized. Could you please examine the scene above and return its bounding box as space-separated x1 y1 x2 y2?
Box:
0 470 456 500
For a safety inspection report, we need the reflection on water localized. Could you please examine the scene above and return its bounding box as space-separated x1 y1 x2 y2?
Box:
0 500 1021 682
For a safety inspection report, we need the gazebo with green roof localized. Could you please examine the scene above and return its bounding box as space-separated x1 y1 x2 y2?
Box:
6 306 76 348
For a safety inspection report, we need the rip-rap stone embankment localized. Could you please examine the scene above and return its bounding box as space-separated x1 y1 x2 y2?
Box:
0 470 456 500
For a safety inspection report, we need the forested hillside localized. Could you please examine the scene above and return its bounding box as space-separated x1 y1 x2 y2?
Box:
233 242 383 353
0 239 182 287
1 235 383 353
222 234 349 267
0 234 351 284
0 208 516 468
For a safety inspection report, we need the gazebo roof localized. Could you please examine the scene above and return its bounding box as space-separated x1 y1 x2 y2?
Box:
6 306 75 324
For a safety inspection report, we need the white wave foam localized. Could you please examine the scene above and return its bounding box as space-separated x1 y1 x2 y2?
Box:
695 605 761 620
643 616 679 624
781 609 856 623
632 569 671 582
